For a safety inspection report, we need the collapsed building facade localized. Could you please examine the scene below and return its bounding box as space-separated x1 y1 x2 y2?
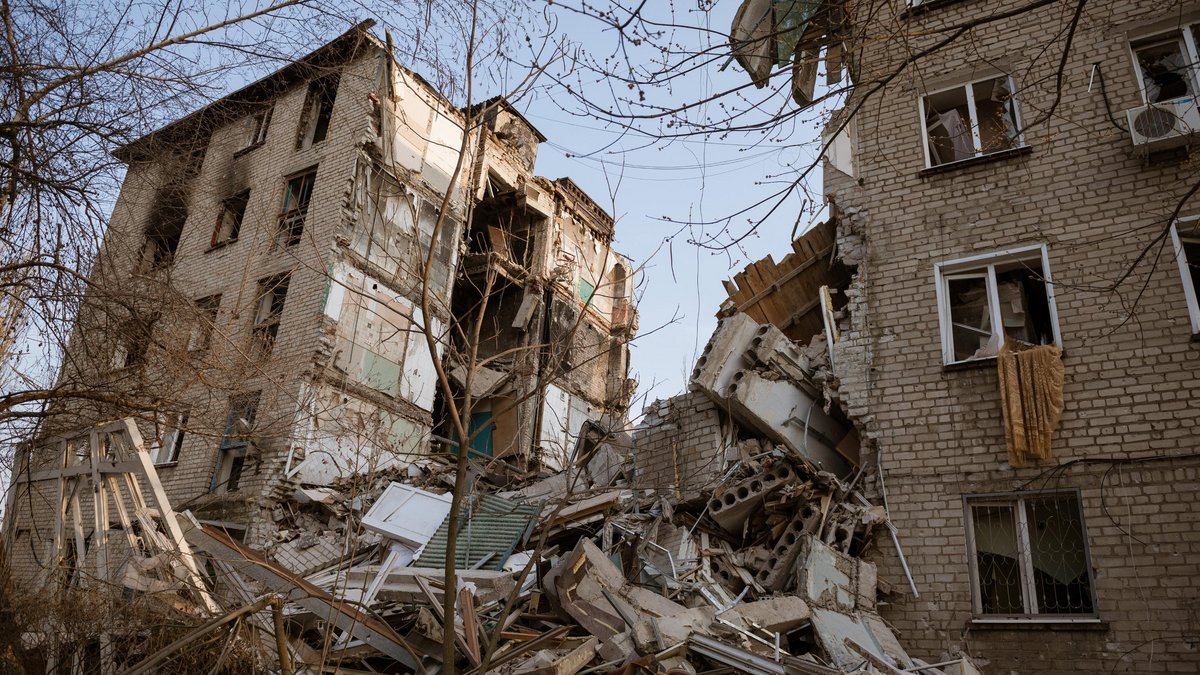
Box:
4 22 637 583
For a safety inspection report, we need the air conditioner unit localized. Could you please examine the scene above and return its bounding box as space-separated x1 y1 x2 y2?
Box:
1127 98 1200 153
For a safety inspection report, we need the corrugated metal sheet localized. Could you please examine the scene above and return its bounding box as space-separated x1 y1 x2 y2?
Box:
416 493 540 571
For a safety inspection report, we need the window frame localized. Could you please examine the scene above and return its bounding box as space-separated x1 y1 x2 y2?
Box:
963 490 1100 623
918 74 1027 169
188 294 221 352
151 411 189 465
296 74 339 150
212 391 260 493
245 106 273 149
251 273 289 358
277 168 317 248
211 190 249 249
1128 26 1200 105
933 243 1062 366
1169 217 1200 335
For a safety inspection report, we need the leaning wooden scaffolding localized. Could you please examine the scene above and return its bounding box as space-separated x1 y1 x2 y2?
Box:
24 418 220 673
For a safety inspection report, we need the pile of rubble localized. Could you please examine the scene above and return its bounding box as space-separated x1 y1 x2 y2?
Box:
130 312 977 674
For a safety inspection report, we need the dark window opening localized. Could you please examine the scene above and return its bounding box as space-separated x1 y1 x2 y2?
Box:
252 274 289 357
1183 237 1200 298
278 170 316 247
114 313 159 370
297 74 339 149
212 190 249 247
189 295 221 352
140 189 188 270
213 391 260 493
153 412 188 465
246 106 273 148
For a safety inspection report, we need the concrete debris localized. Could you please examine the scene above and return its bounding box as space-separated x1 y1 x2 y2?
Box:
102 308 971 674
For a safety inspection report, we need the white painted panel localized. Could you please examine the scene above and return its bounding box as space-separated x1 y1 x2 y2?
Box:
324 263 347 321
362 483 452 548
399 309 440 412
425 108 464 185
540 384 571 470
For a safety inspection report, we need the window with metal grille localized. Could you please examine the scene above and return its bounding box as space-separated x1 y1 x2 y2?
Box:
965 492 1097 619
278 169 316 247
251 274 289 358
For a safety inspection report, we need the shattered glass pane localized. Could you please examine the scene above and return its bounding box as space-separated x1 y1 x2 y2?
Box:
971 503 1025 614
947 275 992 361
925 86 975 165
971 77 1019 154
1135 37 1193 103
1025 496 1093 614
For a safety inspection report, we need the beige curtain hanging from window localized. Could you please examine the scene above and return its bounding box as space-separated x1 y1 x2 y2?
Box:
997 341 1064 467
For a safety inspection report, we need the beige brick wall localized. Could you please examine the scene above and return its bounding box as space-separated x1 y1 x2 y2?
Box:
827 1 1200 671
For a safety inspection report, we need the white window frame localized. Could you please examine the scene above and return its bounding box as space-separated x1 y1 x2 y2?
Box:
151 411 188 465
1128 25 1200 105
918 74 1027 169
244 106 273 149
1170 217 1200 334
964 490 1099 623
933 243 1062 366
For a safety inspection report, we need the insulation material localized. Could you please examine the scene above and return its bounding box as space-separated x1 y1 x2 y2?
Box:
997 342 1064 467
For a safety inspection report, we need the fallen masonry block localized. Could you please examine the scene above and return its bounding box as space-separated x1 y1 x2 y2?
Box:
810 607 913 672
791 533 879 613
724 595 812 634
745 325 818 396
755 513 812 592
725 369 850 476
691 312 764 398
708 461 799 533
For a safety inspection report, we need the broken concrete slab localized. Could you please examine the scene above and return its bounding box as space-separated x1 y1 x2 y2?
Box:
810 607 912 672
724 595 811 634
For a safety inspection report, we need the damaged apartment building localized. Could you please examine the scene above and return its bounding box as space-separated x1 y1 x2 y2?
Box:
4 21 637 580
712 0 1200 672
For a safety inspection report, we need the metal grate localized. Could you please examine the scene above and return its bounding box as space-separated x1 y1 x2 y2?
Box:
968 492 1095 616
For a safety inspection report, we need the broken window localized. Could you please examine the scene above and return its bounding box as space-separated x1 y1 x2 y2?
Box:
935 245 1059 365
212 392 260 492
966 492 1096 618
921 75 1022 167
278 169 316 248
211 190 248 248
297 74 339 149
244 106 273 149
352 161 415 272
251 274 289 358
111 313 159 370
188 295 221 352
1132 29 1200 104
139 188 188 270
1170 218 1200 334
151 411 188 465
